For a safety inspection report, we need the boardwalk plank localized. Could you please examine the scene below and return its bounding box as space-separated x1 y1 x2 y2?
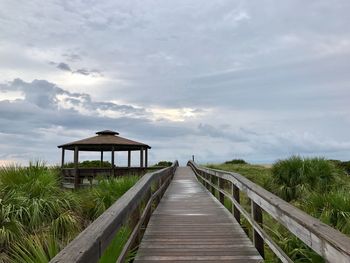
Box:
134 167 263 262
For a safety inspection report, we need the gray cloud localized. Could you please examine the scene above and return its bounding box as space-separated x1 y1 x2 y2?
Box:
51 61 103 77
62 53 82 62
1 1 350 164
73 68 103 77
57 62 72 71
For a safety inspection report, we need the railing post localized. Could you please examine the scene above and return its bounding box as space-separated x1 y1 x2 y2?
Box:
210 174 215 195
129 204 141 250
142 188 152 231
155 177 162 205
232 183 241 224
204 172 209 189
251 200 264 258
218 177 225 205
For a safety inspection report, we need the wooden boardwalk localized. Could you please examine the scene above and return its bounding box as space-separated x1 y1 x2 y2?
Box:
134 167 263 262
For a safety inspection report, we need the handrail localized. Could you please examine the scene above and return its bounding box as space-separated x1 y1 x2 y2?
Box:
51 161 178 263
188 160 350 263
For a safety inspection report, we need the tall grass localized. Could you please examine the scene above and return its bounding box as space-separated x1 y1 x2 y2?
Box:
0 162 139 262
78 176 140 220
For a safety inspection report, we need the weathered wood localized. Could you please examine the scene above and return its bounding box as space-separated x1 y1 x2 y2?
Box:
218 177 225 205
111 147 115 176
130 204 141 250
145 148 148 168
50 161 178 263
232 183 240 223
188 161 350 263
134 167 262 262
61 148 65 168
128 150 131 167
155 178 161 205
210 174 215 195
143 188 153 228
73 146 79 188
251 201 264 258
140 148 144 168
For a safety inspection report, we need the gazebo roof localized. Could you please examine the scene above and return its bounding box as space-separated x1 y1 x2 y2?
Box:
58 130 151 151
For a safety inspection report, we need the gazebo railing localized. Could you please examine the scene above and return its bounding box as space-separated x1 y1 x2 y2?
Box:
61 166 166 188
51 161 179 263
188 161 350 263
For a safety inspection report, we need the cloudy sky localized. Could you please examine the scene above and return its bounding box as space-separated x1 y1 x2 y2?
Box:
0 0 350 166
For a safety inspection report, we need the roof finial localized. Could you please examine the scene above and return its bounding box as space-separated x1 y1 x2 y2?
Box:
96 130 119 136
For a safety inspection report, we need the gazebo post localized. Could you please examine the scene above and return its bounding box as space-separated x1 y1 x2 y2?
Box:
128 150 131 167
140 148 144 168
145 148 148 168
61 148 65 168
74 146 79 189
111 147 115 177
100 151 103 167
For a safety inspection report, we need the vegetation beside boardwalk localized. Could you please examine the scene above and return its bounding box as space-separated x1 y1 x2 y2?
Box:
207 156 350 262
0 162 139 263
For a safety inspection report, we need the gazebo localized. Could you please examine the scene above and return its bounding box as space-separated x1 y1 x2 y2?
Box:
58 130 151 188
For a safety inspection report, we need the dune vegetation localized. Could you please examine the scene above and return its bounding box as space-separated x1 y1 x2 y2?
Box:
0 162 139 263
207 156 350 263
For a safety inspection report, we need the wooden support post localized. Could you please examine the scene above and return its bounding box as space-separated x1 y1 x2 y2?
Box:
111 147 115 177
155 178 161 206
140 148 144 168
143 188 152 229
205 172 209 189
74 146 79 189
100 151 103 167
251 201 264 258
145 148 148 168
130 204 141 249
232 184 241 224
210 174 215 195
128 150 131 167
61 148 65 168
219 178 225 205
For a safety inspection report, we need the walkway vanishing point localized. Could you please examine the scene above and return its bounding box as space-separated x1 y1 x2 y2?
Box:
134 167 262 262
51 161 350 263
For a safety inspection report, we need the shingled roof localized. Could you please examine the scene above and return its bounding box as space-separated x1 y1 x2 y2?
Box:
58 130 151 151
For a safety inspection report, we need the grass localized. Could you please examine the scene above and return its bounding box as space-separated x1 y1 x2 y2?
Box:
0 162 139 263
99 227 131 263
206 162 273 190
206 156 350 262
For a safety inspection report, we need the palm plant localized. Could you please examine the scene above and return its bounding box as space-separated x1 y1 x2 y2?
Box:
271 156 339 201
303 189 350 234
0 162 139 262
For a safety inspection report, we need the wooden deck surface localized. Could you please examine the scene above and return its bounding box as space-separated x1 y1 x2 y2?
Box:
134 167 263 262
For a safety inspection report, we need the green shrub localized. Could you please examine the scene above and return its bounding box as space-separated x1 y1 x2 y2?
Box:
224 159 247 165
271 156 340 201
153 161 172 167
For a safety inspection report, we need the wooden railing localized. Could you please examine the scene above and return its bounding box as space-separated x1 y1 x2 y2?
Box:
188 161 350 263
51 161 178 263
